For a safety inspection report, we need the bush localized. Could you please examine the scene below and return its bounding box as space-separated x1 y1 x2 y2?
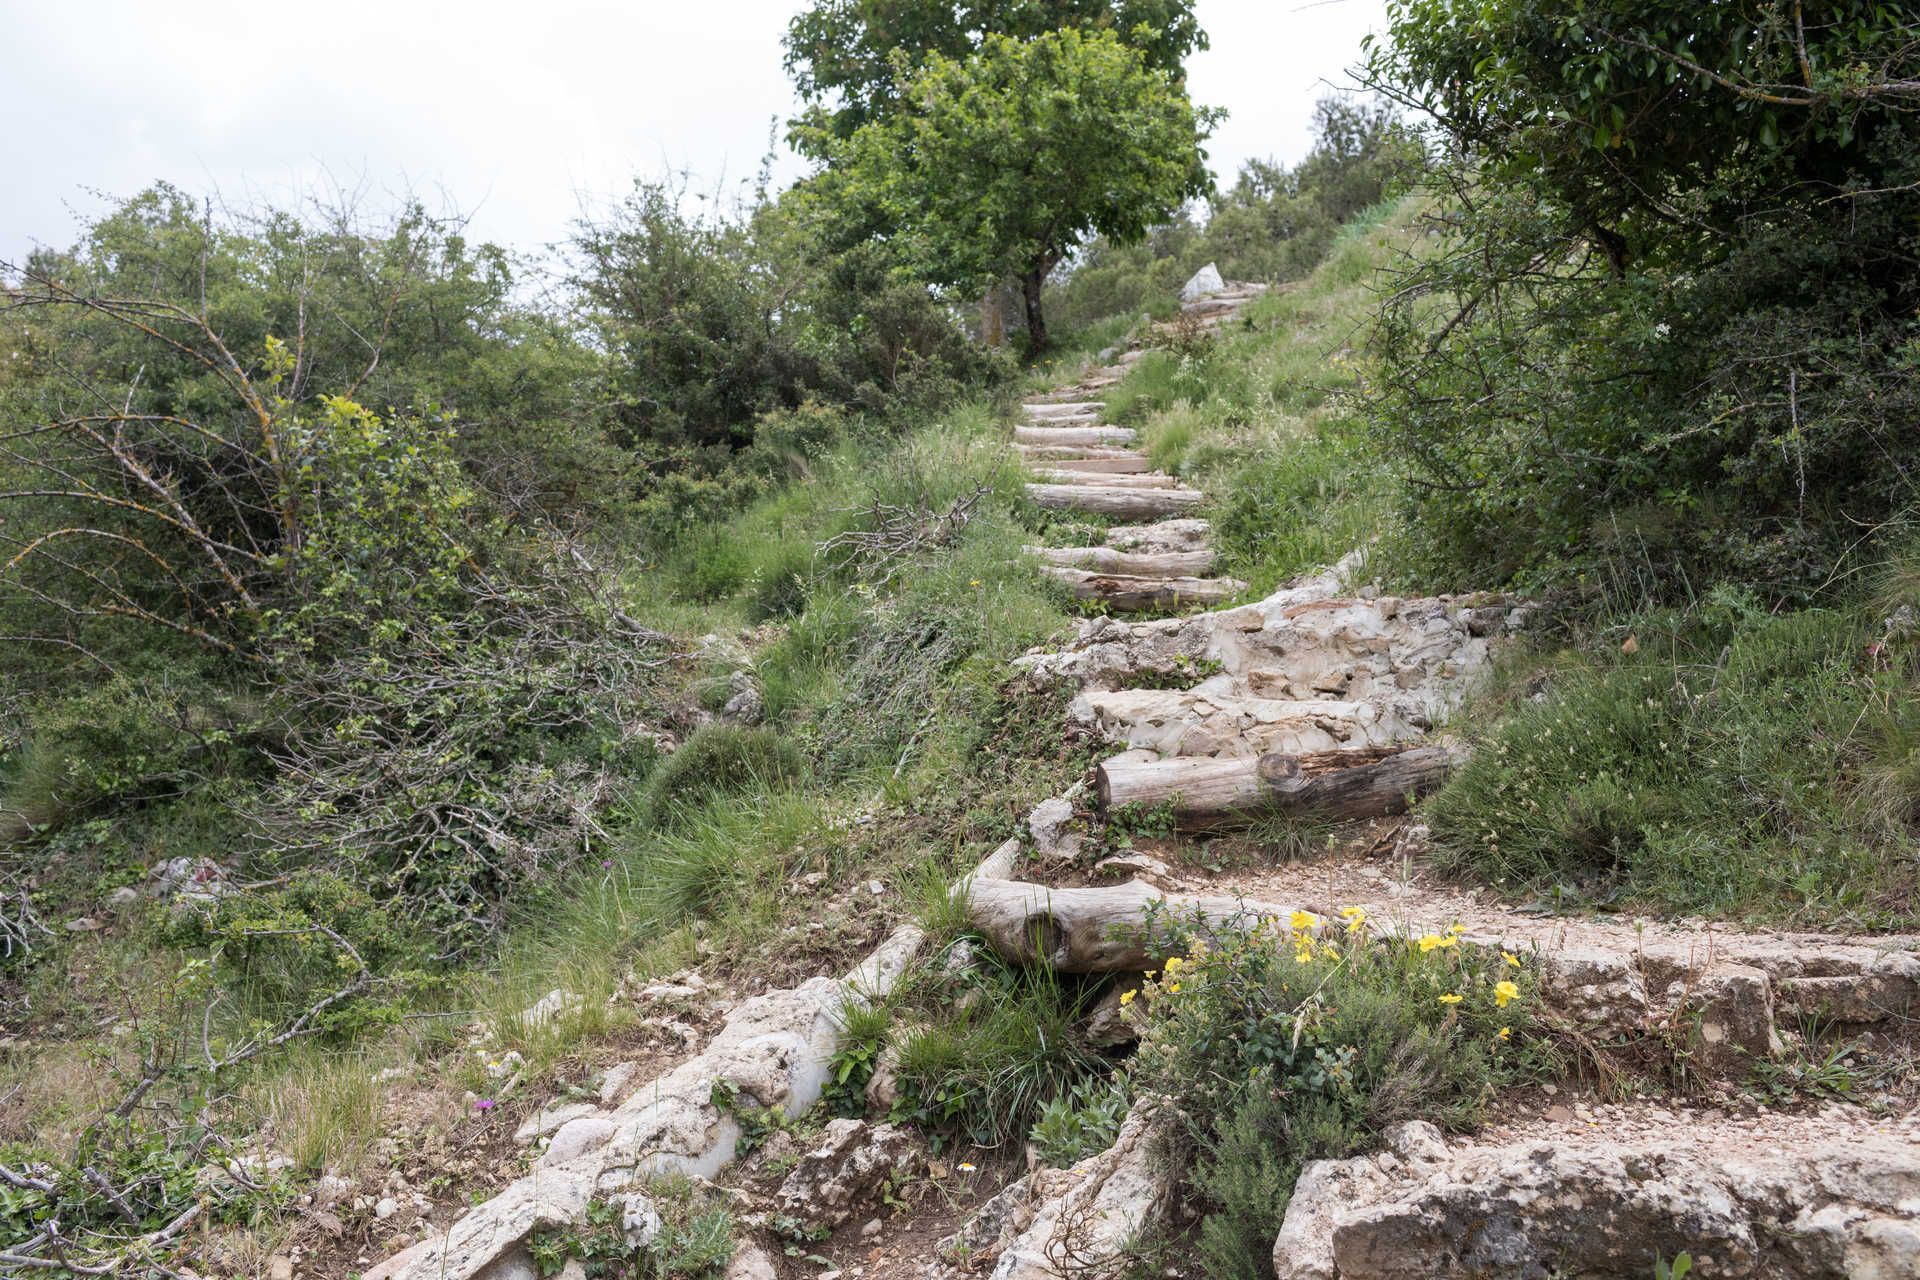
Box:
1029 1075 1129 1168
1127 910 1541 1280
638 725 807 821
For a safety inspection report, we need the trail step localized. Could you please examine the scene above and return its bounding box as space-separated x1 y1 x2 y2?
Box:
1023 401 1105 419
1026 482 1204 519
1040 566 1246 612
1012 444 1151 473
1030 469 1181 489
1027 545 1217 577
1014 424 1137 447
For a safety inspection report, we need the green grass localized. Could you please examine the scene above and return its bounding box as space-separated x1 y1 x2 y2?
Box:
1427 585 1920 929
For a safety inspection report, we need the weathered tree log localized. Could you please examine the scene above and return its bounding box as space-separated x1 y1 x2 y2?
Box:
1023 401 1105 419
1013 425 1137 447
1030 468 1181 489
965 876 1317 972
1040 566 1244 611
1012 444 1151 473
1025 483 1203 518
1026 545 1217 576
1098 744 1459 828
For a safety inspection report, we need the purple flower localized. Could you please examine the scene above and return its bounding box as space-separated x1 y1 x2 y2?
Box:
474 1098 496 1112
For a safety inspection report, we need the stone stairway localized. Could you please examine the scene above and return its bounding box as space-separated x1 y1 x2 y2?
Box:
1015 272 1266 613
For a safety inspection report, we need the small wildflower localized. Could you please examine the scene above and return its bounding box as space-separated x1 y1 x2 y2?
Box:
969 579 982 587
1289 910 1318 932
1119 989 1136 1006
1494 980 1520 1008
1502 951 1521 968
1447 923 1468 937
1294 948 1313 965
1437 993 1463 1005
1339 906 1368 934
1496 1026 1512 1041
1417 933 1444 953
958 1161 977 1172
1164 955 1184 975
1167 982 1182 994
474 1098 496 1112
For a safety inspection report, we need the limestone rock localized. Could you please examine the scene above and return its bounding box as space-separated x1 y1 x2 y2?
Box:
984 1106 1169 1280
1180 262 1225 302
1028 795 1085 861
723 1244 779 1280
773 1120 921 1229
1272 1117 1920 1279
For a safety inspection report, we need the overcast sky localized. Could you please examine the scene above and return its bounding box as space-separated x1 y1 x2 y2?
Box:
0 0 1388 266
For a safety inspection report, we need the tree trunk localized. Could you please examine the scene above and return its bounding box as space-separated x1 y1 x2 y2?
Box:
965 877 1317 972
1098 743 1462 829
1039 566 1245 612
1025 482 1204 519
1026 545 1217 576
1022 267 1049 353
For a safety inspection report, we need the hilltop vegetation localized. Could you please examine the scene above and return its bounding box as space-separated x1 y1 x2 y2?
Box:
3 0 1919 1276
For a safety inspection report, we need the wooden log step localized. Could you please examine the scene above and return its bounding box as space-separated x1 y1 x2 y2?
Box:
1023 401 1105 419
1041 566 1245 611
966 878 1314 972
965 876 1316 972
1012 444 1151 473
1027 545 1217 576
1030 469 1181 489
1098 744 1461 829
1014 425 1137 447
1025 483 1204 519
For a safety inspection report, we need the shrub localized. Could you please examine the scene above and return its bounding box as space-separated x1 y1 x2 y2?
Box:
1127 910 1541 1280
638 725 807 822
1029 1075 1129 1168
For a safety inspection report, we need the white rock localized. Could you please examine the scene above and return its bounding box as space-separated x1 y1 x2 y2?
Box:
1180 262 1225 302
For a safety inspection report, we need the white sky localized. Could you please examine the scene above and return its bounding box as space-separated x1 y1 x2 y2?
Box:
0 0 1388 266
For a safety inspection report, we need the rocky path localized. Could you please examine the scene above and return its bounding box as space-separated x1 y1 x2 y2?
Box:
365 270 1920 1280
1015 275 1263 613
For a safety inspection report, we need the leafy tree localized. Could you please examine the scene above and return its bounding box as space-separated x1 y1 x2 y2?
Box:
813 27 1215 350
783 0 1206 154
1362 0 1920 596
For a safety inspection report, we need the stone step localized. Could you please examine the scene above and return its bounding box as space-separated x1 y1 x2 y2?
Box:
1040 566 1245 612
1106 519 1212 553
1075 686 1410 759
1025 482 1205 519
1013 424 1137 447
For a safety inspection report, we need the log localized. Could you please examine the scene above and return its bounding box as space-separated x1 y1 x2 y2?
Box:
1040 566 1245 611
965 877 1318 972
1025 483 1204 519
1026 545 1217 576
1023 400 1105 419
1014 425 1136 447
1030 469 1180 489
1098 744 1460 828
1011 445 1151 474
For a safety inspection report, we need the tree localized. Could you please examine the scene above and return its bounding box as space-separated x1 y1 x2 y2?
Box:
814 27 1214 350
784 0 1206 155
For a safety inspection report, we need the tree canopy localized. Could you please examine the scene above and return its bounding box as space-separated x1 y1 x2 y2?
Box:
811 26 1214 349
784 0 1206 154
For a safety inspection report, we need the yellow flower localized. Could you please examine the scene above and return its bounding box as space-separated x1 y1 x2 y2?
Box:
1167 982 1182 994
1502 951 1521 968
969 579 981 587
1494 980 1520 1008
1163 955 1184 975
1437 993 1464 1005
1496 1026 1512 1041
1339 906 1368 934
1447 923 1468 936
1119 989 1136 1006
1289 910 1318 932
1294 948 1313 965
1417 934 1444 953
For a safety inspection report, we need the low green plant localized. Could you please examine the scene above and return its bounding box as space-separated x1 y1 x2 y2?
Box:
637 725 807 823
892 956 1104 1149
528 1183 735 1278
707 1078 786 1157
1029 1075 1129 1167
1127 908 1544 1280
1654 1254 1694 1280
1426 592 1920 928
824 1004 891 1117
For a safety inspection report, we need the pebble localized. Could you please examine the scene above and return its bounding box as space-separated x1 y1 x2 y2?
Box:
861 1218 883 1239
374 1196 399 1220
